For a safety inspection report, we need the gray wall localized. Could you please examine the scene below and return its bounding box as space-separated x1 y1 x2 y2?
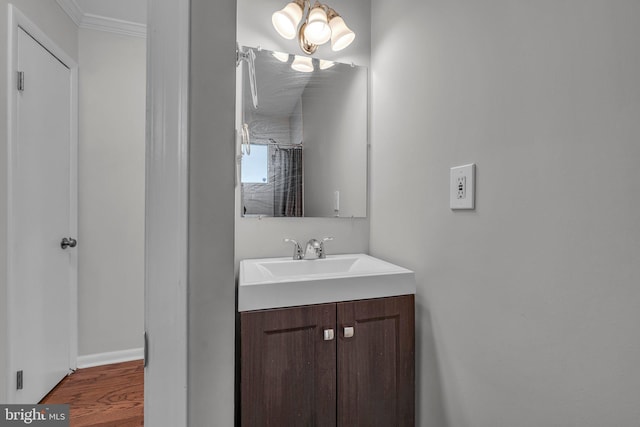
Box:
0 0 77 403
235 0 371 262
189 0 237 425
78 28 145 357
370 1 640 426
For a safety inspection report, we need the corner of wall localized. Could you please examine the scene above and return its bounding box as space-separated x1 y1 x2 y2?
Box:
188 0 237 425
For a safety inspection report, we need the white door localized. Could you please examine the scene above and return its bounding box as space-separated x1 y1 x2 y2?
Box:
9 26 75 403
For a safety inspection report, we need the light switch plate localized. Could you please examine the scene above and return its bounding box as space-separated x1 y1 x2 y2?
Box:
450 163 475 209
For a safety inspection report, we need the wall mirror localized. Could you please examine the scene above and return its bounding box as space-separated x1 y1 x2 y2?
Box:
238 45 368 218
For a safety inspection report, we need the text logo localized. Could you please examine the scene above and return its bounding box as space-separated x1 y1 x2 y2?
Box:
0 405 69 426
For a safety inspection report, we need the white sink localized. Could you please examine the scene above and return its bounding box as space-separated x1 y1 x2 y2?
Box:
238 254 415 312
258 256 359 277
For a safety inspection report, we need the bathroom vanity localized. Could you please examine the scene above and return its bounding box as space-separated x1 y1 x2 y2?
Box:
238 254 416 426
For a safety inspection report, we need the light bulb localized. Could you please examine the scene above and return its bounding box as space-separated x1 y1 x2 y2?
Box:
304 4 331 45
329 15 355 51
291 56 314 72
272 2 304 40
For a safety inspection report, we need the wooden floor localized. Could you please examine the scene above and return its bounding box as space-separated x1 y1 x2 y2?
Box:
41 360 144 427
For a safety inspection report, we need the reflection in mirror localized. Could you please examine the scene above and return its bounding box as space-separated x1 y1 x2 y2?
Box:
238 46 367 218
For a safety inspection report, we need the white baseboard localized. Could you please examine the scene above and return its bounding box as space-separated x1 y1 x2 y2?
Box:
77 348 144 369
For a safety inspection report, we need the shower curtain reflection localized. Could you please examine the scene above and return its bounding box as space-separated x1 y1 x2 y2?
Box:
241 144 303 217
273 146 303 217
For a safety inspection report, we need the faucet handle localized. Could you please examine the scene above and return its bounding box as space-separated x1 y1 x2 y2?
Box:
283 238 303 260
318 237 334 259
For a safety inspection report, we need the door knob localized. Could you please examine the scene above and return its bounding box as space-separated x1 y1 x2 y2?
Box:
344 326 354 338
60 237 77 249
323 329 335 341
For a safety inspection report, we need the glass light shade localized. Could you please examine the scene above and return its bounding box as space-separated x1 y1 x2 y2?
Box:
272 51 290 62
272 2 304 40
291 56 314 72
304 6 331 45
329 16 355 51
319 60 335 70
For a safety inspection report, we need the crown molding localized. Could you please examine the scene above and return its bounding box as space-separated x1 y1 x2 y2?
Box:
56 0 147 38
56 0 83 26
81 14 146 38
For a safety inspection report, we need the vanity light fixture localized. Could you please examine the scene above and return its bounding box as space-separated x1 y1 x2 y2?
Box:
272 0 355 55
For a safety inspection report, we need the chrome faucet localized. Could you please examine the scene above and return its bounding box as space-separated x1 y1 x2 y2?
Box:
283 238 303 260
284 237 334 260
304 237 334 260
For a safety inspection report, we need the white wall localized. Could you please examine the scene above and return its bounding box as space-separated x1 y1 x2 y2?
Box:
235 0 371 262
370 1 640 426
189 0 237 425
77 28 145 356
0 0 77 402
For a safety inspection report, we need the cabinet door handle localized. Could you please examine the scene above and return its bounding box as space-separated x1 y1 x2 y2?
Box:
323 329 335 341
344 326 354 338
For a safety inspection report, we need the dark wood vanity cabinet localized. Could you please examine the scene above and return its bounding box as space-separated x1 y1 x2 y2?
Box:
240 294 415 427
336 295 415 427
240 303 337 426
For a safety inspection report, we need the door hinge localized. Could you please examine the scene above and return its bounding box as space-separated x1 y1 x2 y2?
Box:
16 370 23 390
143 331 148 368
17 71 24 92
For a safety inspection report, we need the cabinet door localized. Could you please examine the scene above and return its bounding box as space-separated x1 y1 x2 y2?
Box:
241 303 337 427
337 295 415 427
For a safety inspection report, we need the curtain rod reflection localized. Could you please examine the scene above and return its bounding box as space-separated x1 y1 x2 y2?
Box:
261 138 303 149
